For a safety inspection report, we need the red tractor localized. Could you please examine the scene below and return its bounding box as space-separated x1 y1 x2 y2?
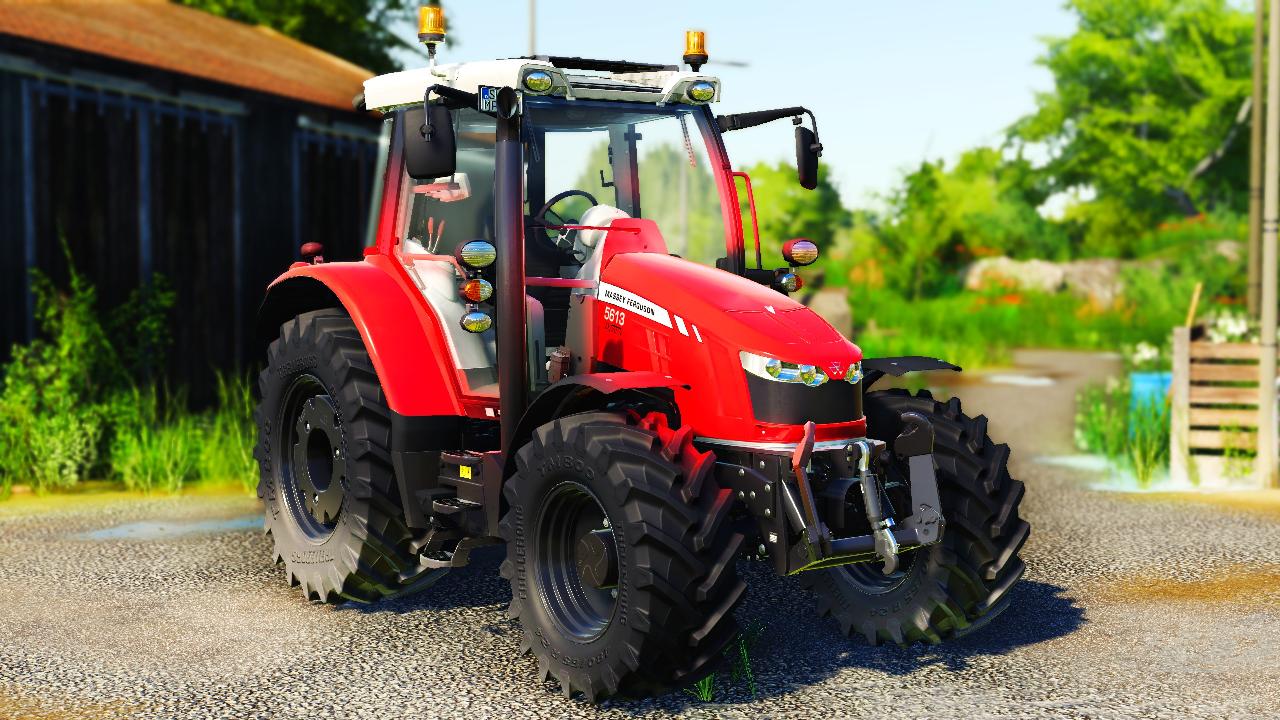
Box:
253 18 1028 701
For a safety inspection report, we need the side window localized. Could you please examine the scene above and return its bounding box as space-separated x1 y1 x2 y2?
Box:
635 114 726 268
399 109 497 256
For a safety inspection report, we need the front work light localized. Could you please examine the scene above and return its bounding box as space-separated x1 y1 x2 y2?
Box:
523 70 553 93
457 240 496 269
687 81 716 103
741 351 829 386
460 311 492 334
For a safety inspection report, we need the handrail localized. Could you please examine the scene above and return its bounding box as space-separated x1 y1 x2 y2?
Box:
731 171 763 270
525 277 595 288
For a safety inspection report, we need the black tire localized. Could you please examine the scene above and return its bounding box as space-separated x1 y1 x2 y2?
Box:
802 388 1029 645
255 309 431 603
499 411 746 701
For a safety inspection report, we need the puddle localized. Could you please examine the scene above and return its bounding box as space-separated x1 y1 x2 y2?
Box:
984 373 1056 387
1033 454 1194 493
76 515 260 541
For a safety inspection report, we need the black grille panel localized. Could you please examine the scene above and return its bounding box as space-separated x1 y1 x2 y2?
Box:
745 374 863 425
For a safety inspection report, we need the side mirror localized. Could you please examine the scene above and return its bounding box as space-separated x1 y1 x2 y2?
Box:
795 125 819 190
403 105 456 180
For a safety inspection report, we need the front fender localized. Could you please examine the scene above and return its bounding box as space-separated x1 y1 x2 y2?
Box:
504 372 689 476
258 255 464 417
862 356 961 389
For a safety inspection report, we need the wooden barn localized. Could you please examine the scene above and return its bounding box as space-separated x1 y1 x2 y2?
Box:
0 0 382 395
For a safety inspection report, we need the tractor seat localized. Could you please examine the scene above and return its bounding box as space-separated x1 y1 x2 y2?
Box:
572 205 631 283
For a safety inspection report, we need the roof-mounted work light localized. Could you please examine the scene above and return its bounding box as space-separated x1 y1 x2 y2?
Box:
683 30 708 72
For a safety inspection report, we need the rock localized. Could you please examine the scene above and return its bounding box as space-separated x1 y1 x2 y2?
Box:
1061 258 1124 306
964 257 1065 294
804 287 852 338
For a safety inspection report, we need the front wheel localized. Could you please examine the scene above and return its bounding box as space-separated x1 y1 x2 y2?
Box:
499 411 746 701
802 389 1030 645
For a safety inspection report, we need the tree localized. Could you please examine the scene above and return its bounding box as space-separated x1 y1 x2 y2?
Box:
867 148 1067 298
176 0 435 74
1010 0 1253 249
738 160 849 268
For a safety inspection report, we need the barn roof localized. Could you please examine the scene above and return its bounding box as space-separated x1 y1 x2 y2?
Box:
0 0 373 111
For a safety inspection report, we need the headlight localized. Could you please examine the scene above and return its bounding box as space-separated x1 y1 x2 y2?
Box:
523 70 554 93
846 361 863 384
687 81 716 102
741 351 828 386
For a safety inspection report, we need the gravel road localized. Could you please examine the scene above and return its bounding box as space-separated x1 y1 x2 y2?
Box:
2 350 1279 719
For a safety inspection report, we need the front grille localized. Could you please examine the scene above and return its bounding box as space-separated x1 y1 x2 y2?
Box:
745 374 864 425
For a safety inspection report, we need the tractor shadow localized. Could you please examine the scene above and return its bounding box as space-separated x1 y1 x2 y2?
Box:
337 545 514 615
335 552 1084 711
607 563 1086 713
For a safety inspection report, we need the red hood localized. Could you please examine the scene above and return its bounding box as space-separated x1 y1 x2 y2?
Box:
599 252 862 376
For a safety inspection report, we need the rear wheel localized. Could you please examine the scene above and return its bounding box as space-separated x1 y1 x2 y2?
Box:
499 411 746 701
255 309 441 602
802 389 1029 645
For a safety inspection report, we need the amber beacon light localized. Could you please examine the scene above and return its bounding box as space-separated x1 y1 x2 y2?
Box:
683 30 708 71
418 5 446 44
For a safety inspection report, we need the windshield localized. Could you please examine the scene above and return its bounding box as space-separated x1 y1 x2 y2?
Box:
523 98 729 268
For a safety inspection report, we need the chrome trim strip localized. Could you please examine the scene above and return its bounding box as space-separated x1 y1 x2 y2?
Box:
694 436 867 454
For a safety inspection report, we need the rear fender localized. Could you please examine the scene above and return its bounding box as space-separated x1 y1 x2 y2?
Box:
257 255 464 417
504 371 689 477
862 356 961 390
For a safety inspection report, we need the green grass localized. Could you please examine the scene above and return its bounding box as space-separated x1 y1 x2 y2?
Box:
1074 378 1170 488
683 622 765 702
198 372 258 492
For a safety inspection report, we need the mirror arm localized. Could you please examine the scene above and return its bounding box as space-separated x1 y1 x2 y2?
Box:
791 109 823 157
420 84 482 139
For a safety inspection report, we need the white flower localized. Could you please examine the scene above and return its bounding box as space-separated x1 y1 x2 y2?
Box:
1130 341 1159 366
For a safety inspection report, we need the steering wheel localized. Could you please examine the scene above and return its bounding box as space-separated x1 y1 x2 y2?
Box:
533 189 599 254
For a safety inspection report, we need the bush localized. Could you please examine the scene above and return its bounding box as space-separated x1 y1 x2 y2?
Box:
197 372 258 491
0 263 117 492
0 250 257 497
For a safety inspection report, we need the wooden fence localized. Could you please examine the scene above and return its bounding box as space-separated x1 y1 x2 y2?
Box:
1170 327 1271 487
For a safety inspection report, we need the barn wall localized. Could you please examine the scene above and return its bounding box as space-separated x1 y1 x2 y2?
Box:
0 38 379 405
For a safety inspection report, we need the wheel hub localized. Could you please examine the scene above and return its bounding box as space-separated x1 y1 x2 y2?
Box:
575 529 618 589
291 395 346 525
535 482 618 641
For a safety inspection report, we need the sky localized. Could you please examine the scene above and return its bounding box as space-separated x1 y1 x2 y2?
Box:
397 0 1078 208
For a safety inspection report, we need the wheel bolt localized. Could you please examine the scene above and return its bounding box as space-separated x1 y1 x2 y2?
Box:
737 490 745 499
610 589 618 598
601 518 611 529
749 491 756 499
305 422 312 433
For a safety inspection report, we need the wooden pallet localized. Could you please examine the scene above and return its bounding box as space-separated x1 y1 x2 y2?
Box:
1170 328 1270 487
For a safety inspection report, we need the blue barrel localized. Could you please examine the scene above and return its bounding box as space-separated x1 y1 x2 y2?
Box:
1129 371 1172 409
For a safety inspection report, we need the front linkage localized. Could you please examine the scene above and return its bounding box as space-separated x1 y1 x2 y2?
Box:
713 412 944 577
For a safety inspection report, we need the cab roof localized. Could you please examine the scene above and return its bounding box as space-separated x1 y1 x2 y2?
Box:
363 56 721 111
